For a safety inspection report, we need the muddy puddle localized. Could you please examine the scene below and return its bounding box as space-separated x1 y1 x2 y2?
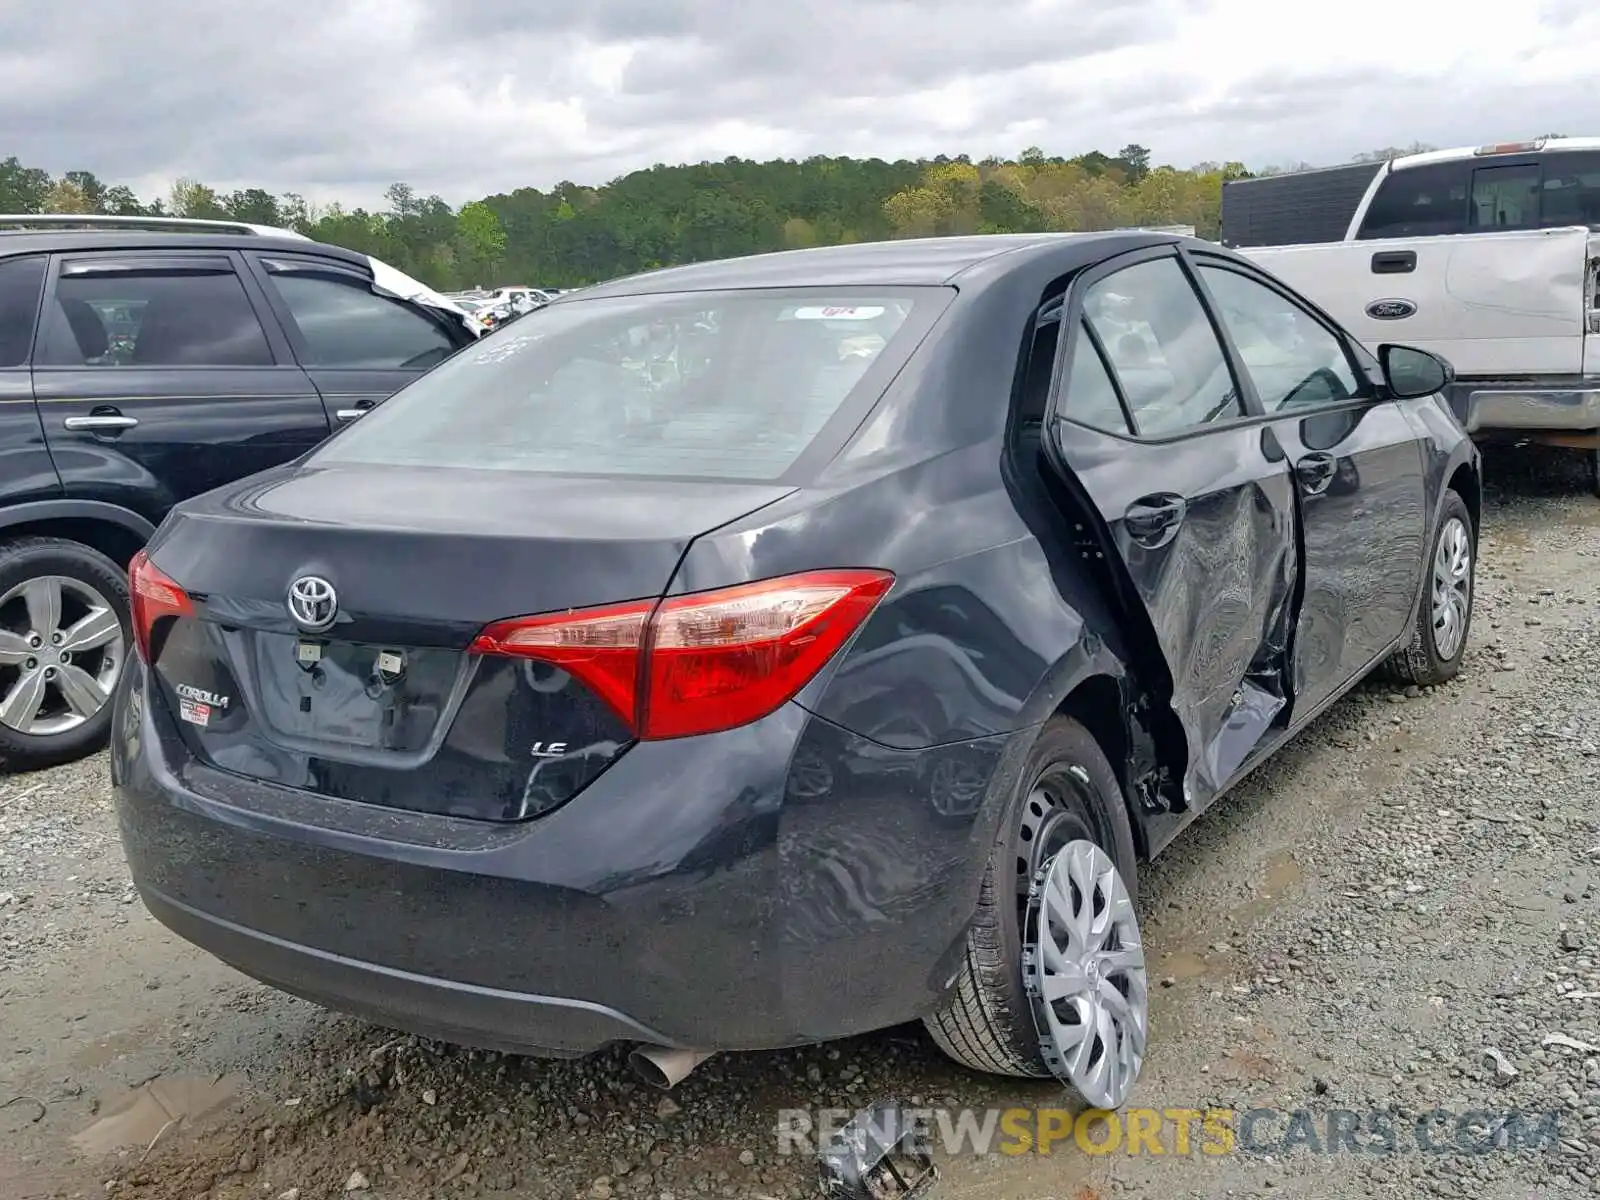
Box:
71 1074 244 1158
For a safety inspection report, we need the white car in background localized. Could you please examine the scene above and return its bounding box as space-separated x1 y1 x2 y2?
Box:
490 286 553 314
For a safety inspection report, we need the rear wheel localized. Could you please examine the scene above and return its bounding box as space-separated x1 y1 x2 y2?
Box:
0 538 130 771
924 716 1147 1108
1381 489 1474 687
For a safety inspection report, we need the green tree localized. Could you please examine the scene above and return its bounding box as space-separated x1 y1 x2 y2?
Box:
42 180 93 214
224 188 284 226
169 178 227 219
0 140 1301 288
455 200 507 282
0 157 51 212
1117 143 1152 182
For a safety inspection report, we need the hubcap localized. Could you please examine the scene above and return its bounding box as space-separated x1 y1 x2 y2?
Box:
1430 517 1472 661
0 575 124 736
1024 839 1148 1109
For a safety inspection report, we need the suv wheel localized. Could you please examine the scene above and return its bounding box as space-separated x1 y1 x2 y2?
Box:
0 538 130 771
1381 488 1474 688
925 716 1147 1107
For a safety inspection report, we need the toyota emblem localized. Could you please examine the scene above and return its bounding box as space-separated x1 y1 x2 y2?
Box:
287 575 338 632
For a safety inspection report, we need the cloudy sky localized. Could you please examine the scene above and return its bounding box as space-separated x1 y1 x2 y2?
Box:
4 0 1597 208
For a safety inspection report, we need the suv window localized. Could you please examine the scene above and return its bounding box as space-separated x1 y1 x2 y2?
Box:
1197 265 1367 411
1060 321 1130 433
0 256 45 368
1082 257 1241 437
1356 161 1471 239
37 265 273 368
264 268 457 370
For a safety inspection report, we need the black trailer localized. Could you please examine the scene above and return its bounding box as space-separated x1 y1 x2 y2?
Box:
1219 161 1385 248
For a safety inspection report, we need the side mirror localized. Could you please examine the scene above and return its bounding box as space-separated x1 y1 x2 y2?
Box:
1378 344 1453 400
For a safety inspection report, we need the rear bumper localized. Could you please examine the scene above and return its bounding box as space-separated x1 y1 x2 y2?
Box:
1451 381 1600 433
112 659 1015 1055
139 887 662 1055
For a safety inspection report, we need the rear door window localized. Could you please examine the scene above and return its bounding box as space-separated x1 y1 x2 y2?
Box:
310 289 944 481
36 261 274 368
0 256 45 367
258 264 459 370
1081 256 1242 437
1060 322 1131 433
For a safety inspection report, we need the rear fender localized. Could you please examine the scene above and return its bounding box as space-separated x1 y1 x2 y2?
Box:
0 499 156 542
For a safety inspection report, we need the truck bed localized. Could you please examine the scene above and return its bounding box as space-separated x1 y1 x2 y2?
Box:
1240 226 1598 378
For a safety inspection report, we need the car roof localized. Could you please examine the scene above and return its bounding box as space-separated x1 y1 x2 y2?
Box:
0 229 370 270
569 231 1190 299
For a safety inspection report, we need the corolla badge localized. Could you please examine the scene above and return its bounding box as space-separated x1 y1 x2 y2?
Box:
1366 298 1417 321
287 575 338 632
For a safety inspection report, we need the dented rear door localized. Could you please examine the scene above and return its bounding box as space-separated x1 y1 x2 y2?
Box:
1044 248 1299 808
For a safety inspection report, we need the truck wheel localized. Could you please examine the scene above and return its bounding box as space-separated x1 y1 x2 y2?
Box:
924 716 1148 1109
1381 489 1474 687
0 538 130 771
1588 448 1600 499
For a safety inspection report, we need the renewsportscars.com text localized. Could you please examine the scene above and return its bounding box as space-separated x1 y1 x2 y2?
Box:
776 1105 1565 1158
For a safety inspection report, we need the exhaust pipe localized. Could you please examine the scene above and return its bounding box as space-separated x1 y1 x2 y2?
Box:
628 1045 715 1090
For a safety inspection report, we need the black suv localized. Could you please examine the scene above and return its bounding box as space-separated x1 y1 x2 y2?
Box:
0 216 480 769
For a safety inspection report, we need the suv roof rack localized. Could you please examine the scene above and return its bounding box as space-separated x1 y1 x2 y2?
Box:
0 213 311 240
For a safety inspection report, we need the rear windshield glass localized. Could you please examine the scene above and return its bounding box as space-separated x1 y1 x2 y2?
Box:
310 288 941 481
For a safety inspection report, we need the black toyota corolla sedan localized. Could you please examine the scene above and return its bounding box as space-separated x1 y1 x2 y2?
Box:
112 231 1478 1110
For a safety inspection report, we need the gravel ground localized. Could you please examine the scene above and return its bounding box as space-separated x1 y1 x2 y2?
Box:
2 445 1597 1200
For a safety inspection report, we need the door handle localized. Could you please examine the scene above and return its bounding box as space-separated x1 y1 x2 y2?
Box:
1295 452 1338 495
63 414 138 432
335 400 376 422
1371 250 1417 274
1124 494 1187 548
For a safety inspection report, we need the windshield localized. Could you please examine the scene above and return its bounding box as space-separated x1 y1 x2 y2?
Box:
310 288 942 481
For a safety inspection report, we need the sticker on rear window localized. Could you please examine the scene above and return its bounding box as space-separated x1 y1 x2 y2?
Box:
791 306 885 321
178 697 211 727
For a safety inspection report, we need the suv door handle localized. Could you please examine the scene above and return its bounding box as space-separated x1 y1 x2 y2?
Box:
335 401 375 421
1124 494 1187 547
1296 452 1338 495
63 413 138 432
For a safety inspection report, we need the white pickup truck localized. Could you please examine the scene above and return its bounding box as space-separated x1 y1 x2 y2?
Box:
1221 138 1600 490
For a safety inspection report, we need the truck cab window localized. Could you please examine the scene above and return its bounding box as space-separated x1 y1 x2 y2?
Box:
1538 152 1600 226
1356 162 1470 240
1471 164 1542 229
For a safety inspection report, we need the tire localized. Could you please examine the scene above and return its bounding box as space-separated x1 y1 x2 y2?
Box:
1588 448 1600 500
0 537 131 771
924 715 1139 1080
1381 488 1475 688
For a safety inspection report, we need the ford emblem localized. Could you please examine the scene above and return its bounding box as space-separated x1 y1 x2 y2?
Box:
1365 298 1417 321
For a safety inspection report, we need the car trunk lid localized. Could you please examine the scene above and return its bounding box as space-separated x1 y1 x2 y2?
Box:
142 462 794 820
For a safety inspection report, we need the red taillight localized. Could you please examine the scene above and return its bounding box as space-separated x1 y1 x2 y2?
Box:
470 569 894 740
129 549 194 662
